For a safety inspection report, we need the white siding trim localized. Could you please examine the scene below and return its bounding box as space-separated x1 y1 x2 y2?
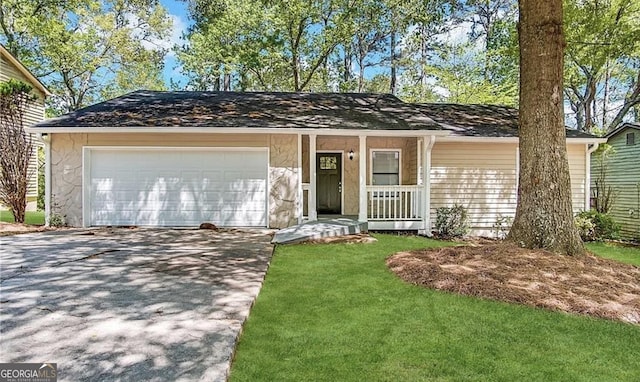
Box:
358 135 367 222
308 135 317 221
297 133 303 224
28 126 451 137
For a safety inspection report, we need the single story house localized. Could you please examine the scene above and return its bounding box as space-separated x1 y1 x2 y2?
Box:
591 123 640 240
1 43 50 210
28 91 604 236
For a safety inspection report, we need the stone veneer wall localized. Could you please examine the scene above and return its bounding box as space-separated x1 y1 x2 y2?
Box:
50 133 87 226
50 132 301 228
268 134 300 228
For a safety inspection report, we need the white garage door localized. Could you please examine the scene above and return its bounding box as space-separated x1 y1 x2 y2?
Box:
88 148 268 227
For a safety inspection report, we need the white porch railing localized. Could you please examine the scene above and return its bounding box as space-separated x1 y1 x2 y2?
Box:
366 185 423 221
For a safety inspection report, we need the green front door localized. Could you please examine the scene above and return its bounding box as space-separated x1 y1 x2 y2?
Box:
317 153 342 214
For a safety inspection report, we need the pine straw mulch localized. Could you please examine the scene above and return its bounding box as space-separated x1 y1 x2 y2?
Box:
387 243 640 324
0 221 52 236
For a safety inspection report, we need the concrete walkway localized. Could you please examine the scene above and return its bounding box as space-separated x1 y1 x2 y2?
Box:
0 228 273 381
272 218 367 244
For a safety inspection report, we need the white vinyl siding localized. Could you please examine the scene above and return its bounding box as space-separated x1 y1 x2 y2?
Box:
431 142 588 237
431 142 518 236
567 144 587 213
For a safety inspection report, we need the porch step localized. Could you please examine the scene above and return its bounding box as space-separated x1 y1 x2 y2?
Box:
271 218 368 245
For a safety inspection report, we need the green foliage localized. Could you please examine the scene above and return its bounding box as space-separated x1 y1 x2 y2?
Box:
434 204 468 239
575 210 621 241
564 0 640 132
178 0 519 102
492 214 513 239
0 0 172 114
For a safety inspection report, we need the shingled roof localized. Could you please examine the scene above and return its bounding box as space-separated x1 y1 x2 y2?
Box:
414 103 596 138
33 90 598 139
34 90 442 131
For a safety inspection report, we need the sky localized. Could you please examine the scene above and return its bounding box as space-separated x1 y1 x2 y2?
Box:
158 0 191 88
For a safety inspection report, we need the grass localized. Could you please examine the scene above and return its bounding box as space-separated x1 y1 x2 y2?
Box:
230 234 640 382
0 210 45 225
587 242 640 266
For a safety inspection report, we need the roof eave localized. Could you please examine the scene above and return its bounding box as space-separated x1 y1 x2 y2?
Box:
25 125 451 137
0 44 51 97
438 136 606 144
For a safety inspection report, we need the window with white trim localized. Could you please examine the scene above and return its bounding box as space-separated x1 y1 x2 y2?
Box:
371 150 400 185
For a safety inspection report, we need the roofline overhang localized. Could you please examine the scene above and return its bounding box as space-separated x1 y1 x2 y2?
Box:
0 44 51 97
438 136 607 144
25 126 452 136
604 123 640 139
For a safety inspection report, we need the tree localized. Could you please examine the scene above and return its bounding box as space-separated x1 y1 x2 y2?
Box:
0 79 36 223
0 0 172 113
564 0 640 133
507 0 585 255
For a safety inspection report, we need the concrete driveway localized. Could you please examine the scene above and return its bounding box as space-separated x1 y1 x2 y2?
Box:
0 228 273 381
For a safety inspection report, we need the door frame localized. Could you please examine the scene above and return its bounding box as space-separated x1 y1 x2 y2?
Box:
316 150 344 215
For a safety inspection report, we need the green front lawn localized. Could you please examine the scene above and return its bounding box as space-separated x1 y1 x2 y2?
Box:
0 210 45 225
230 235 640 381
587 242 640 266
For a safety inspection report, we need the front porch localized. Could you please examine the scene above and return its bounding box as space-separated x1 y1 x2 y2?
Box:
297 134 435 233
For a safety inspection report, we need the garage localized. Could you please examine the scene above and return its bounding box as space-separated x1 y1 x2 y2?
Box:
86 148 268 227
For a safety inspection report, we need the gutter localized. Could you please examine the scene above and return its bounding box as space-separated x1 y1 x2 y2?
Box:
25 126 452 137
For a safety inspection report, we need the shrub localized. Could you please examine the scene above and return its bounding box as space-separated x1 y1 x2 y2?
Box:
575 215 596 241
574 210 620 241
435 204 468 239
492 214 513 240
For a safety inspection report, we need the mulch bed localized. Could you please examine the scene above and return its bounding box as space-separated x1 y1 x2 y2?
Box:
0 222 51 236
387 243 640 324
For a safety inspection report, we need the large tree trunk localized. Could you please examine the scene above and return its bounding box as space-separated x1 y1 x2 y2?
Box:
507 0 584 255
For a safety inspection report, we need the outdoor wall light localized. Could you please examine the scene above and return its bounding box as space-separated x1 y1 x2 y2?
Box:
348 149 354 160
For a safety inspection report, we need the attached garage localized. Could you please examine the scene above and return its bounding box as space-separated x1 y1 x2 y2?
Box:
84 147 268 227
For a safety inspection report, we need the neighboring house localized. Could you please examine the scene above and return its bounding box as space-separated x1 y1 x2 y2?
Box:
0 43 50 210
591 123 640 240
28 91 604 236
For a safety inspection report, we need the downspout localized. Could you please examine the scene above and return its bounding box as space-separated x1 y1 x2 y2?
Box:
585 143 600 211
38 133 51 226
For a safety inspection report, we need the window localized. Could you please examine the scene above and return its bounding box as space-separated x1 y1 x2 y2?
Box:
319 156 337 170
372 150 400 185
627 132 636 145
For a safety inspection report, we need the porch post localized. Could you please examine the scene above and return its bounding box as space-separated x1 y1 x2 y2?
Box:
358 135 367 222
422 136 436 235
309 134 317 221
297 133 303 224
